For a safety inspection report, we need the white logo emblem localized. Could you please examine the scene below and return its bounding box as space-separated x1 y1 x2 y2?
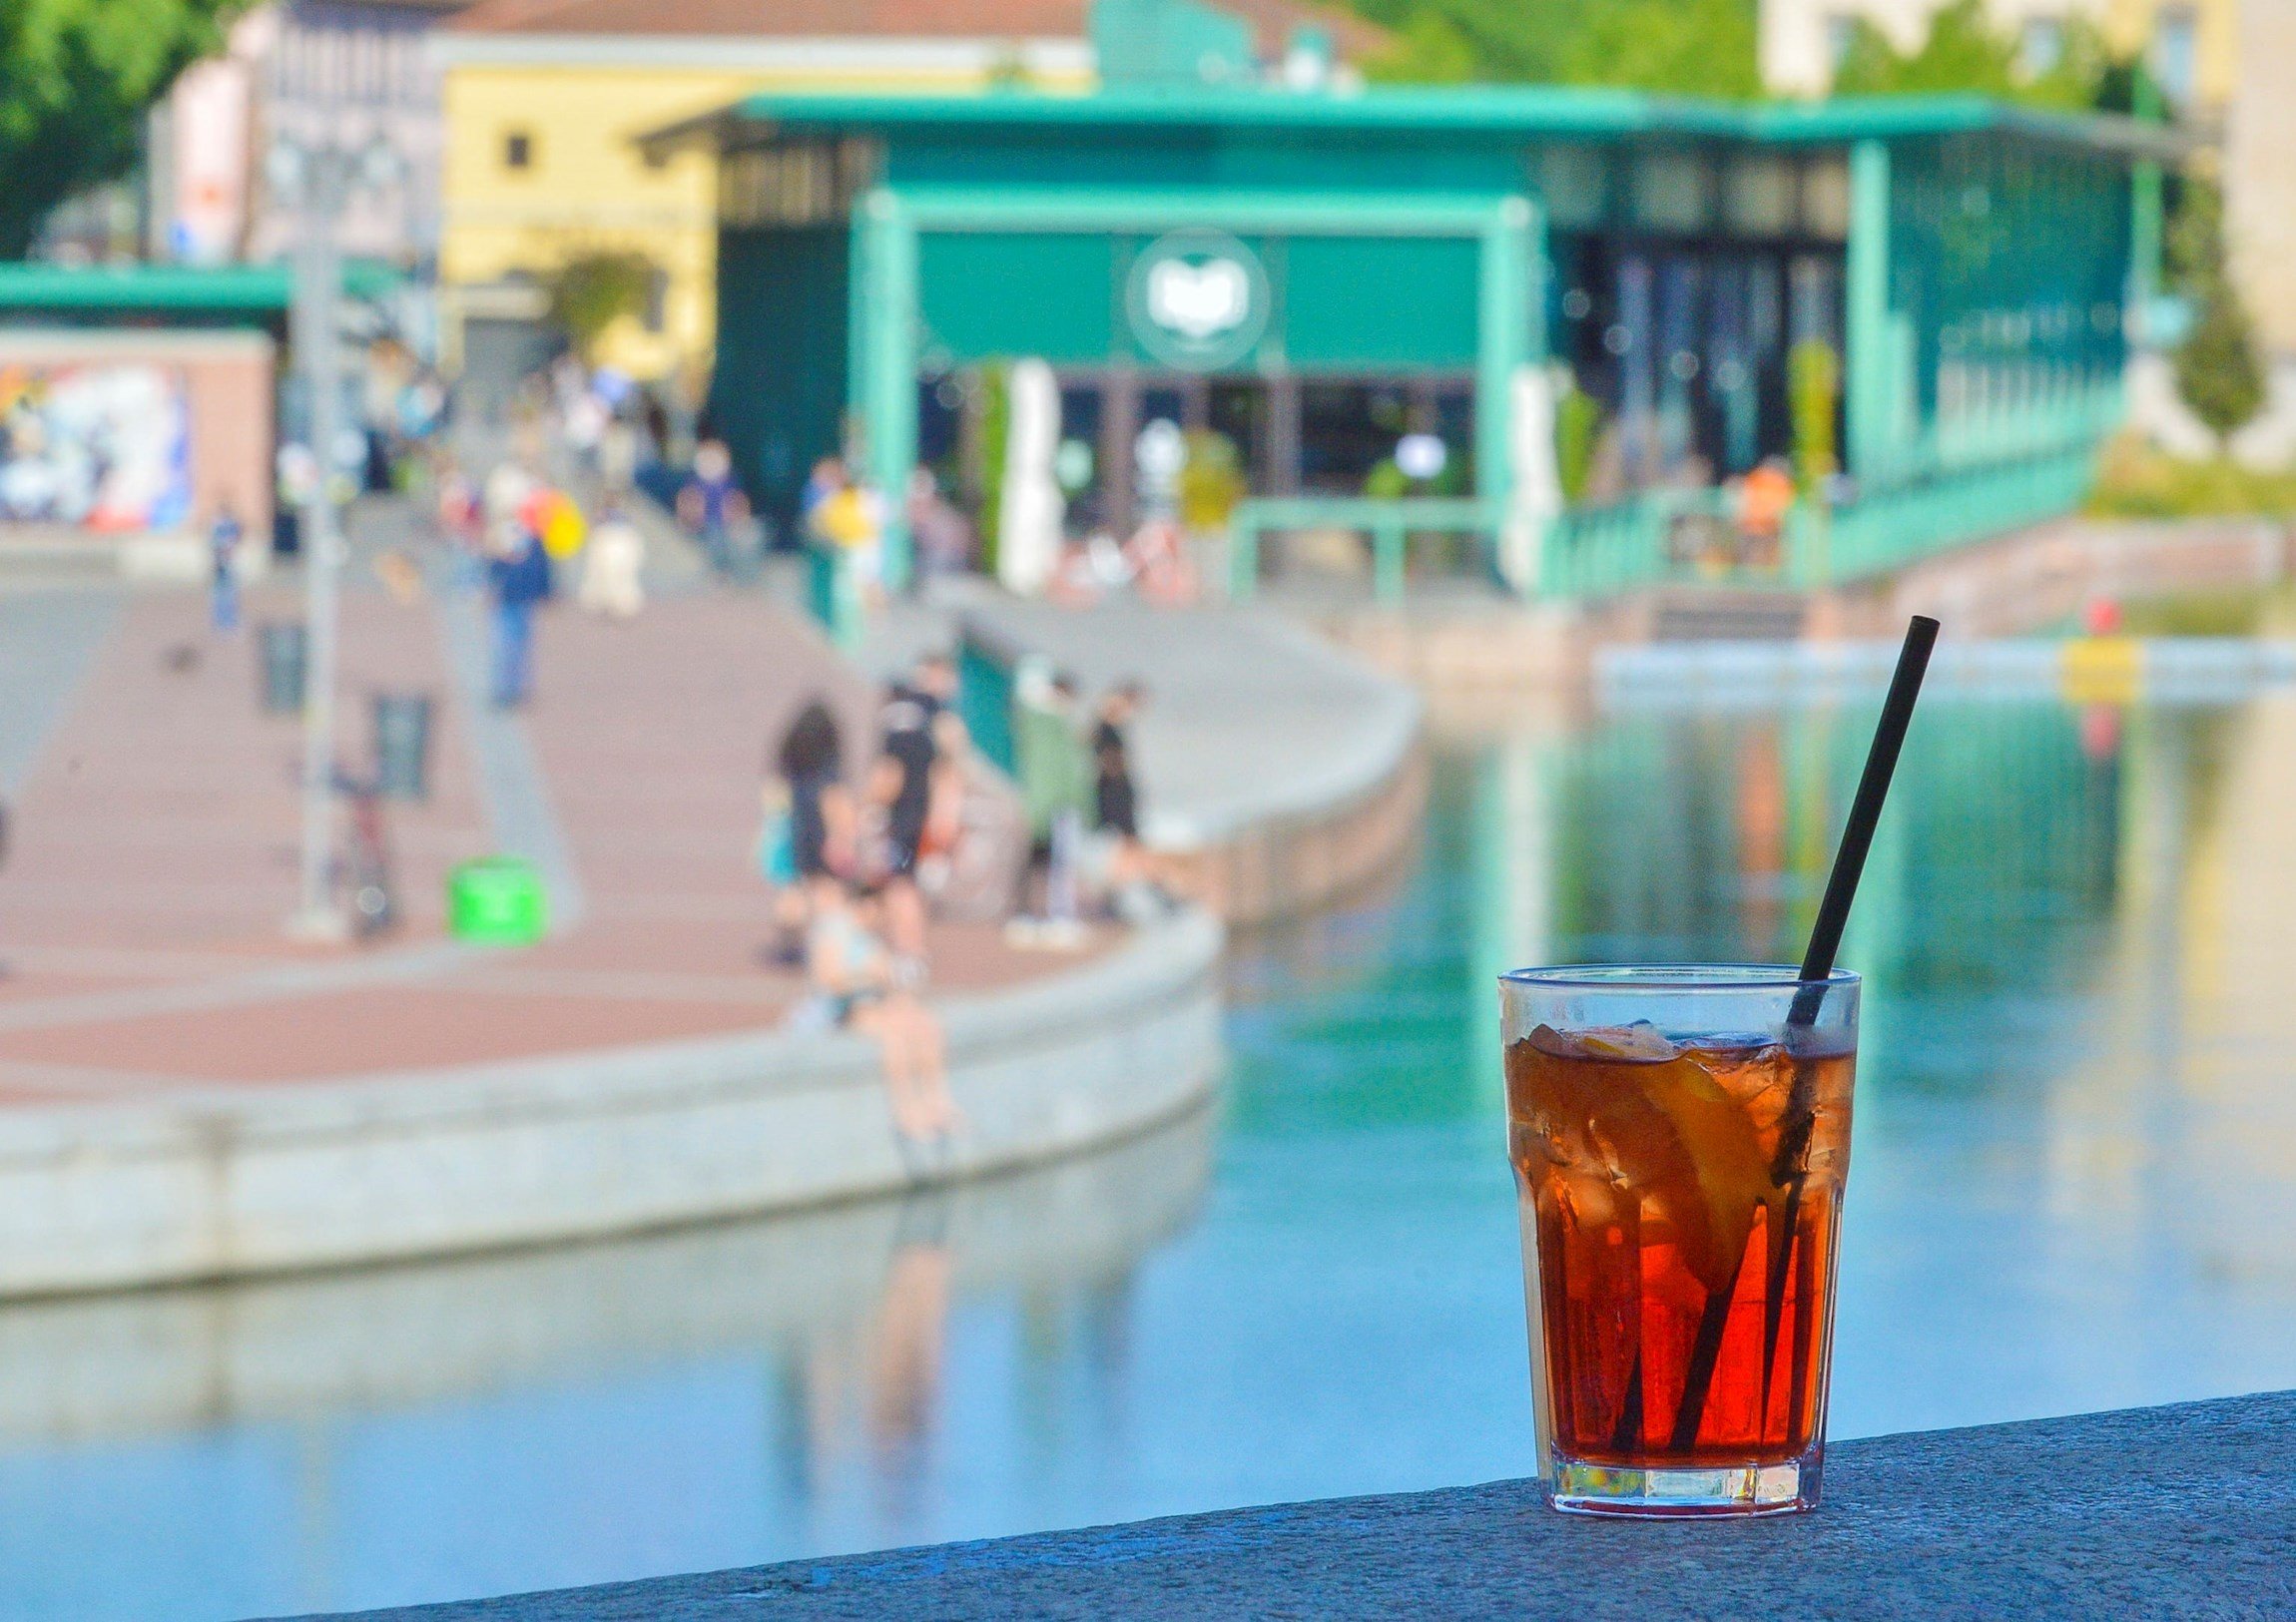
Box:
1146 258 1251 340
1126 231 1268 370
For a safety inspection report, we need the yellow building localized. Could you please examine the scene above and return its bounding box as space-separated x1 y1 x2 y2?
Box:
434 0 1099 394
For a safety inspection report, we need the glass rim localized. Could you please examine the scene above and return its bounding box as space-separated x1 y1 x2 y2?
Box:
1497 962 1860 991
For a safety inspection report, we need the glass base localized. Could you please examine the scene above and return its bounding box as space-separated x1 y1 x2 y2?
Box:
1544 1452 1820 1517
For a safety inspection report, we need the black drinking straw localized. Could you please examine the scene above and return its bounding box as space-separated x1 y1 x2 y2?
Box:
1792 613 1941 1016
1668 614 1939 1453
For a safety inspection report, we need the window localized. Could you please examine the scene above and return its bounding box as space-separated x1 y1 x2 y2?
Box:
643 268 668 334
2019 18 2063 78
502 130 532 171
2154 6 2198 109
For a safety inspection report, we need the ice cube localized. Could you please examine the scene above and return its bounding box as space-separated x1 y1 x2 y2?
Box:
1578 1021 1682 1062
1522 1021 1683 1062
1700 1043 1795 1130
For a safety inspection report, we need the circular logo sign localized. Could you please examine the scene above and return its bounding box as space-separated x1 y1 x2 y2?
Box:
1126 231 1269 371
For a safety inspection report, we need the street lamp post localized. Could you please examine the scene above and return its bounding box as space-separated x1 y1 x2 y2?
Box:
272 136 392 940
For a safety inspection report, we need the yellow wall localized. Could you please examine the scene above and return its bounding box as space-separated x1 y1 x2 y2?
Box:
2103 0 2238 115
440 58 1091 382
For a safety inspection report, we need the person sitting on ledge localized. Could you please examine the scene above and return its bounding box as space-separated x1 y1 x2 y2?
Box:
799 873 958 1146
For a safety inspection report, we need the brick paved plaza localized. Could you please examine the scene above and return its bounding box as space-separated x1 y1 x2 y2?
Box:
0 507 1084 1103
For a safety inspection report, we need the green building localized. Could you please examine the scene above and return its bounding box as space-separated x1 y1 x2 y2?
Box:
650 78 2172 609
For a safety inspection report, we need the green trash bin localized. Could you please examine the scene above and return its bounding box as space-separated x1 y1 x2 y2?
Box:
448 856 547 944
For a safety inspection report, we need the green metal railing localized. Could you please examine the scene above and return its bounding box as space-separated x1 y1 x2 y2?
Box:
956 626 1019 776
1537 488 1748 599
1539 437 2108 602
807 540 863 651
1804 443 2098 585
1228 496 1499 605
794 432 2109 640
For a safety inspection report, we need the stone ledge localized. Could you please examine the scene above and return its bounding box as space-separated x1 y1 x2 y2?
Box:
0 910 1226 1296
292 1390 2296 1619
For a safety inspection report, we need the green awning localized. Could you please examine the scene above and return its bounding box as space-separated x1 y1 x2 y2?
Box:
0 261 402 318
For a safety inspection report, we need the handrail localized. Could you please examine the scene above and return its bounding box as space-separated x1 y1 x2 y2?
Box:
805 537 864 650
1541 436 2107 603
1228 496 1499 604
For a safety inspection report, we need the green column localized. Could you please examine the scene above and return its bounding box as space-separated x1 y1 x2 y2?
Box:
852 188 919 592
1845 140 1892 485
1476 195 1538 540
2129 161 2162 346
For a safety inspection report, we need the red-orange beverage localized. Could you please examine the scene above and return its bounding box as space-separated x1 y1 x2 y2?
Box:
1498 966 1859 1516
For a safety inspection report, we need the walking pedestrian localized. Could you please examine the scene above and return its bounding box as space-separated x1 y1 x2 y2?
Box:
677 438 748 576
207 501 244 633
486 519 553 708
578 497 646 619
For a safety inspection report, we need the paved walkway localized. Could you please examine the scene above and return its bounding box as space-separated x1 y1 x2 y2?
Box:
0 504 1099 1103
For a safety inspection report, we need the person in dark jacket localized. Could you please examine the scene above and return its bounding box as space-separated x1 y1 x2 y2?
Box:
764 699 855 965
867 652 960 975
487 525 553 708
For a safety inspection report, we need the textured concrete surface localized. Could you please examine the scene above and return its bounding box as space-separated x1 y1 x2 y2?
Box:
281 1389 2296 1620
0 587 119 799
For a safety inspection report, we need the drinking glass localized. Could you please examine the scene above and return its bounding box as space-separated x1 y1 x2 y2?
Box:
1499 964 1859 1516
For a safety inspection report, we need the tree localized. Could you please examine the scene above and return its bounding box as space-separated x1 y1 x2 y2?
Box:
546 251 658 361
1830 1 2016 98
1829 0 2117 111
2166 185 2266 443
2176 278 2267 443
1357 0 1761 99
0 0 232 258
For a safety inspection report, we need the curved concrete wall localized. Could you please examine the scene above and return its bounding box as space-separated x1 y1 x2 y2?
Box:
0 1110 1216 1444
0 910 1225 1298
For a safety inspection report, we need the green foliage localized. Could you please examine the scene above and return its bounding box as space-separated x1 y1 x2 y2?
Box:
0 0 230 258
2174 281 2267 442
1179 429 1246 529
1829 0 2120 110
1355 0 1760 98
1362 457 1410 498
1788 339 1839 493
1555 384 1601 503
1831 1 2014 97
973 363 1009 572
1362 8 1475 83
2085 435 2296 520
2111 586 2277 638
2159 184 2267 443
2164 179 2227 296
547 252 656 361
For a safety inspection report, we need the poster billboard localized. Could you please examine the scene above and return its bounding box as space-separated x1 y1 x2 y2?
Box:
0 362 195 532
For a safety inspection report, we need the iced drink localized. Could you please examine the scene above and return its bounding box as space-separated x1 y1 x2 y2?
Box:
1498 966 1858 1516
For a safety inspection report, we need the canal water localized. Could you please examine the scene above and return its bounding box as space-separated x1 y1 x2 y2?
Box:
9 693 2296 1618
